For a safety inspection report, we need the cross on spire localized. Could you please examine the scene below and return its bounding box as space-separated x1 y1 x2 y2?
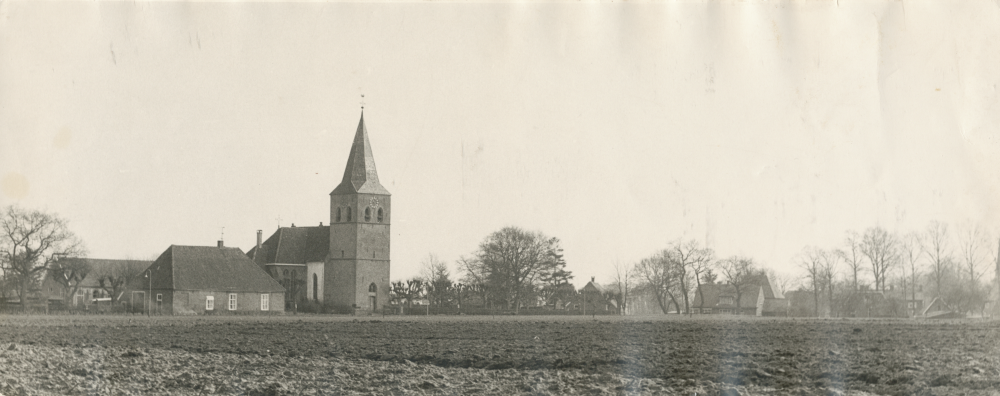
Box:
360 94 365 111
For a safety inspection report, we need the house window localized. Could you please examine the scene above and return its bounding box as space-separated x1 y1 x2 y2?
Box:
365 207 371 222
721 297 734 305
377 208 383 223
228 294 237 310
369 283 377 293
336 207 342 222
93 290 99 299
156 294 162 302
346 207 352 221
261 294 269 311
206 296 214 310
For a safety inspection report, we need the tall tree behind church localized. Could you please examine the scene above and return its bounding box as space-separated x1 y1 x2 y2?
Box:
461 227 570 313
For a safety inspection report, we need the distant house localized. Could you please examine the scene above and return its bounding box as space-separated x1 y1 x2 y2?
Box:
39 258 152 308
129 243 284 315
580 277 613 312
692 275 786 316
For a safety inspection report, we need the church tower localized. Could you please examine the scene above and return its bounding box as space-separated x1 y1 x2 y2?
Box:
326 112 391 312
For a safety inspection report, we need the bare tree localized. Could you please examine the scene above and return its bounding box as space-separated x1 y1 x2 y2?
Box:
860 226 898 292
634 251 682 314
957 224 989 293
665 239 713 316
690 248 716 314
818 249 839 316
420 254 452 307
717 256 757 312
898 233 924 316
609 261 635 315
838 231 865 292
0 206 86 311
49 258 92 306
994 237 1000 316
93 259 149 303
922 221 953 297
797 247 824 317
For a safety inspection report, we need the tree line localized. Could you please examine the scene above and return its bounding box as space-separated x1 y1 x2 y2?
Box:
793 222 1000 317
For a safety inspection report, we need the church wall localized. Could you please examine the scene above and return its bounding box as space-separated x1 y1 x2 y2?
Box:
324 259 357 308
330 193 359 259
306 262 324 302
357 223 390 260
354 259 390 311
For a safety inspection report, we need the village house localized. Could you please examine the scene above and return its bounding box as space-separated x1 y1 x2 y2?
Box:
129 243 284 315
38 258 153 309
691 275 787 316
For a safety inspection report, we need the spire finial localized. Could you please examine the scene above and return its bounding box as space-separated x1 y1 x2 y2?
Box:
360 94 365 112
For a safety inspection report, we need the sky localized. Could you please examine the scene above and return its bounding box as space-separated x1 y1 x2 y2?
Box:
2 1 1000 289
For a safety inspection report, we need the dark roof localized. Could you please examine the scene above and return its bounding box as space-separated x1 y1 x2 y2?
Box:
331 113 391 196
247 226 329 266
582 281 604 294
762 298 788 313
48 258 153 288
747 274 776 299
692 283 766 309
145 245 284 293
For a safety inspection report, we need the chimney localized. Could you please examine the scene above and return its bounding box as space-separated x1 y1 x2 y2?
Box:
217 240 224 248
319 222 323 226
291 223 296 228
591 276 595 283
256 230 262 251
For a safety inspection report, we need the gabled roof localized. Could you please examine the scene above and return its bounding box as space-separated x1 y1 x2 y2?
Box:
331 113 391 196
582 280 604 294
692 283 765 309
921 297 954 316
144 245 284 293
49 258 153 288
247 226 329 266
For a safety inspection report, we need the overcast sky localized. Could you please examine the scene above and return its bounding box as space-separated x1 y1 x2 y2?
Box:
2 1 999 288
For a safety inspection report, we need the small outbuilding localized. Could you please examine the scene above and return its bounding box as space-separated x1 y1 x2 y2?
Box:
130 244 285 315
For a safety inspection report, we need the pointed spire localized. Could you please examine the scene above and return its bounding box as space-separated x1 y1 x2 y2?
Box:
331 113 390 195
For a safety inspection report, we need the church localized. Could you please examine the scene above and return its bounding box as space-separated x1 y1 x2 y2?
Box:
247 112 391 312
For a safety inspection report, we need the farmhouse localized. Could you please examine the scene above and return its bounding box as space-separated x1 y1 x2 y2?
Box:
39 258 152 308
247 112 391 313
691 275 786 316
129 244 284 315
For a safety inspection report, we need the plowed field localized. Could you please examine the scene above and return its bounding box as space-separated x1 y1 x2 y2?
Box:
1 315 998 395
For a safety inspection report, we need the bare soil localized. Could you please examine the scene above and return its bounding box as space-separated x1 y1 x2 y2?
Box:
0 315 998 395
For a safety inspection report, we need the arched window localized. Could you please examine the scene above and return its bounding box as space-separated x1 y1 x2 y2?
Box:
364 207 371 222
313 274 318 301
336 207 342 222
291 270 297 278
377 208 383 223
283 269 289 277
346 207 352 222
368 283 377 293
